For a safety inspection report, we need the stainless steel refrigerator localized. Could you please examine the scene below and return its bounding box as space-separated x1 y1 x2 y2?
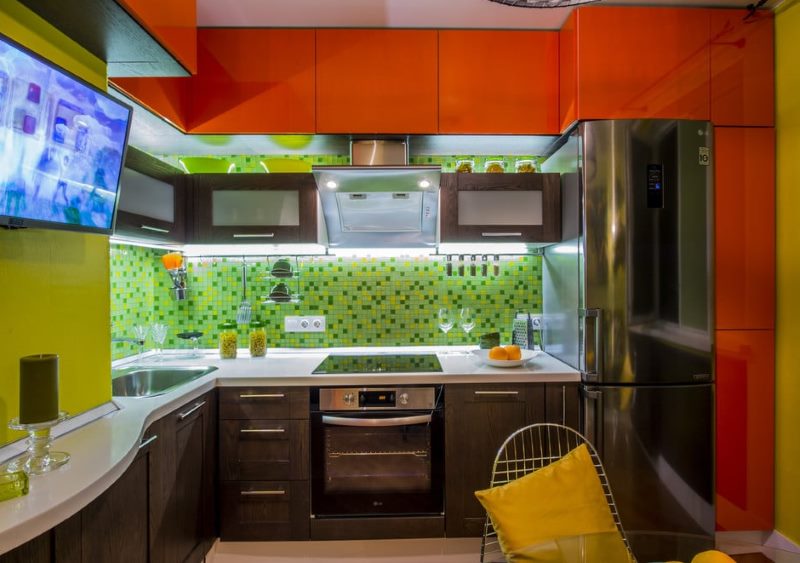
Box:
541 120 715 561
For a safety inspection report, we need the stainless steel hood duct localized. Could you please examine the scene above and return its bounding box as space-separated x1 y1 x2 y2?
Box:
313 140 441 248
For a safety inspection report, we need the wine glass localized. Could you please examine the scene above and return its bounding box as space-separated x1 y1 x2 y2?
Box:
437 307 454 335
459 307 476 335
150 323 168 361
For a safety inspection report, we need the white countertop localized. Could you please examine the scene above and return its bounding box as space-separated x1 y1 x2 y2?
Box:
0 346 578 554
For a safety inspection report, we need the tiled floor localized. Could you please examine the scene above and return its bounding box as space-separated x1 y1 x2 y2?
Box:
206 538 483 563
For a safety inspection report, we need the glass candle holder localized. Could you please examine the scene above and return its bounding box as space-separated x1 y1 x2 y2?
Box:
7 412 70 475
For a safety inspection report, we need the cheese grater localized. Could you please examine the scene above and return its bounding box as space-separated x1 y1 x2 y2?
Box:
512 313 532 349
512 313 542 350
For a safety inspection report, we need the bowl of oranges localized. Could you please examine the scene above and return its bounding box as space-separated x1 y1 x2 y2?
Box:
472 345 537 368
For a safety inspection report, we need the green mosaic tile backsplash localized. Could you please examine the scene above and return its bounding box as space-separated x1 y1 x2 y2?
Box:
110 245 542 359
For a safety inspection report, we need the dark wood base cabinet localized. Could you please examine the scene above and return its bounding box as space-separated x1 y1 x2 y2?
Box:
220 481 310 541
0 391 217 563
219 387 310 542
443 382 580 538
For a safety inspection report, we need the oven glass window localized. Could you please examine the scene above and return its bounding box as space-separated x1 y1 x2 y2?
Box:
324 423 432 494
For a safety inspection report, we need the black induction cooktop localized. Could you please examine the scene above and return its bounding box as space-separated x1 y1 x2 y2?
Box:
312 354 443 374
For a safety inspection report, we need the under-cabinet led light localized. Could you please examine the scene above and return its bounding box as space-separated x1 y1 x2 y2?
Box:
329 248 436 258
418 179 431 189
437 243 532 255
325 180 338 189
181 244 327 257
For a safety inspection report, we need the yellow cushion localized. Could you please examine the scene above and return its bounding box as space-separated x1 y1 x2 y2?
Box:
691 551 736 563
474 443 623 559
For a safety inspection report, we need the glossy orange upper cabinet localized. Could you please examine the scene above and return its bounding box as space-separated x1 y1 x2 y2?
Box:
117 0 198 74
316 29 438 134
110 77 191 131
189 29 316 134
710 10 774 126
559 10 578 132
439 31 559 134
715 127 775 330
574 6 710 120
716 330 775 531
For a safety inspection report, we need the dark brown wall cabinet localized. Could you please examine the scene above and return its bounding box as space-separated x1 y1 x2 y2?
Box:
115 147 187 243
190 174 318 244
218 387 310 541
440 173 562 244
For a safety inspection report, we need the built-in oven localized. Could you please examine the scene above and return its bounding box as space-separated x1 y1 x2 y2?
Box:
310 385 444 518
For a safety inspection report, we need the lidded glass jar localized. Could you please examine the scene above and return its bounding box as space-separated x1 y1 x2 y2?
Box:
249 320 266 358
218 321 238 359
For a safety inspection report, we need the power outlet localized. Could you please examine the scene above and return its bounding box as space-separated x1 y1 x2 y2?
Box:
285 315 326 333
530 315 543 329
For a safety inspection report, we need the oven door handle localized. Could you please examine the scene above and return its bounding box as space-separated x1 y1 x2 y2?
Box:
321 414 432 427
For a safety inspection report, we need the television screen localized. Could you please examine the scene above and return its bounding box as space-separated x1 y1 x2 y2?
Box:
0 33 132 234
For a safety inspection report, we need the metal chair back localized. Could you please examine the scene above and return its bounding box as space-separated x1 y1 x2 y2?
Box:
479 423 634 563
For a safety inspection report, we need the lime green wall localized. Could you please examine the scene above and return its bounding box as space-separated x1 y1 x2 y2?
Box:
0 2 111 444
776 0 800 545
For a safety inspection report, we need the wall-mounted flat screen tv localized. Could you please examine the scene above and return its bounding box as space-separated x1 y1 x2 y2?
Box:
0 33 132 235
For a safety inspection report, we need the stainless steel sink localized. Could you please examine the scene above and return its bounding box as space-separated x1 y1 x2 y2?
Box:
112 366 218 397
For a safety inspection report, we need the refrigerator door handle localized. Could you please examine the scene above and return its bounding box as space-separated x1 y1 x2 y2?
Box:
582 386 604 455
580 308 603 381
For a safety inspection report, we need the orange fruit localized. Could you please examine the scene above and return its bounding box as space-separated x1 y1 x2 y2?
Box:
488 346 509 360
504 345 522 360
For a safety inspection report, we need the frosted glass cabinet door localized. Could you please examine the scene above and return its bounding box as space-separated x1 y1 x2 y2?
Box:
114 149 186 243
439 173 561 243
193 174 318 243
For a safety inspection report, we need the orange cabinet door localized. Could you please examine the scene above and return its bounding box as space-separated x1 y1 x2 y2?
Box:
559 10 578 132
710 10 774 127
316 29 438 134
715 127 775 330
575 6 710 120
117 0 197 74
439 31 559 134
189 29 316 134
716 330 774 531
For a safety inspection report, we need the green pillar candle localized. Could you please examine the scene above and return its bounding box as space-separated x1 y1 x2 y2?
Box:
19 354 59 424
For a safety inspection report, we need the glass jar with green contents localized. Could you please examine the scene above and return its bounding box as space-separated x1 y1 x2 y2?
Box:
218 321 238 359
249 320 266 358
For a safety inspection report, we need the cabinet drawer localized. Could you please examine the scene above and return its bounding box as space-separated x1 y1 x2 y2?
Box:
220 419 309 481
220 387 309 420
220 481 309 541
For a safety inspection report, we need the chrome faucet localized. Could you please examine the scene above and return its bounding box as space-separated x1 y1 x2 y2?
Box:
112 337 145 346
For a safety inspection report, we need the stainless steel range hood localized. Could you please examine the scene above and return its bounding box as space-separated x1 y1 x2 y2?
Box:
313 140 441 248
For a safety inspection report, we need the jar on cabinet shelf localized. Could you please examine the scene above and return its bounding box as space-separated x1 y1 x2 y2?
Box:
249 320 266 358
219 321 238 359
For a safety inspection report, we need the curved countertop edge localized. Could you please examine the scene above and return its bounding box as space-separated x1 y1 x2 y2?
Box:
0 347 579 554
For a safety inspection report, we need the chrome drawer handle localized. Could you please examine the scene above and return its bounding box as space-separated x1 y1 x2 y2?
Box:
474 391 520 396
140 224 170 233
241 490 285 496
481 232 522 237
233 233 275 238
240 428 285 434
177 401 206 420
139 435 158 449
239 393 285 399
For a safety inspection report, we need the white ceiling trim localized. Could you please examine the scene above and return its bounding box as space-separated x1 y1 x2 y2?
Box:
197 0 753 30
